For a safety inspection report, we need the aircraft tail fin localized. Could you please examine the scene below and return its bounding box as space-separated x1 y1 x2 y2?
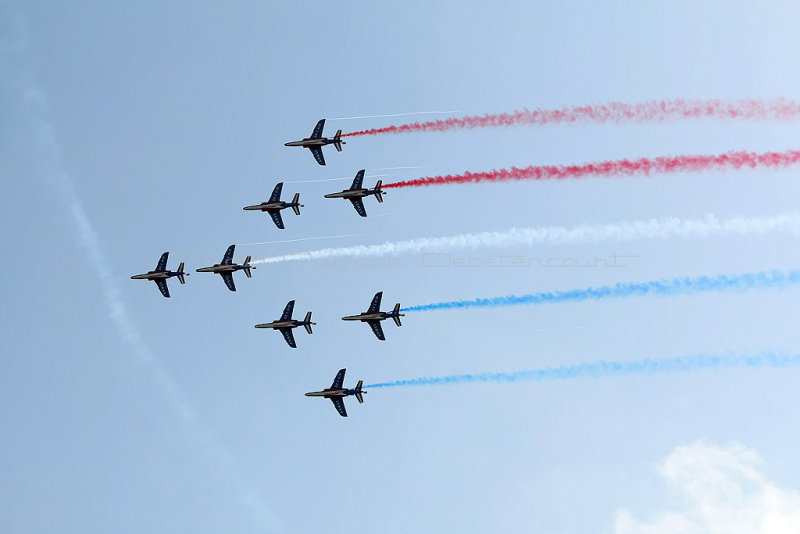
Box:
291 193 302 215
375 180 384 203
355 380 365 403
334 130 345 152
303 311 314 334
392 303 403 327
244 255 254 278
177 262 187 284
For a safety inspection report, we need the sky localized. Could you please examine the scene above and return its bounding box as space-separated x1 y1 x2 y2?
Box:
3 1 800 533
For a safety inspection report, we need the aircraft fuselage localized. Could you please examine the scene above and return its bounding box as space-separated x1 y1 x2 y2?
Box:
305 387 351 398
131 270 178 281
196 263 244 274
324 188 375 199
342 311 392 322
243 201 292 211
254 319 303 330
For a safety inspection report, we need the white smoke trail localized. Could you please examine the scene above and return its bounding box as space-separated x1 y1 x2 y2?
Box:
252 212 800 265
329 110 460 120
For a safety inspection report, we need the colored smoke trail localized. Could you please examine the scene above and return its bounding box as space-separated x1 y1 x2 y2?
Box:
383 149 800 189
365 351 800 388
250 212 800 265
404 269 800 312
343 97 800 137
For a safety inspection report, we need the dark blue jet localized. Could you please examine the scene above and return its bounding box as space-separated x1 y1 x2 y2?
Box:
254 300 315 348
324 169 385 217
305 368 365 417
195 245 255 292
342 291 403 340
131 252 189 298
284 119 345 166
243 182 303 229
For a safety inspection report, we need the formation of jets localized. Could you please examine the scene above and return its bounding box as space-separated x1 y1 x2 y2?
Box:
132 119 408 417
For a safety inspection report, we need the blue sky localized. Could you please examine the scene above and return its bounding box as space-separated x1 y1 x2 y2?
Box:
3 1 800 533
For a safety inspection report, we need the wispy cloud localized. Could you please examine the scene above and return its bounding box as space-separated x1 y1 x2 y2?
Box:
614 441 800 534
14 44 281 534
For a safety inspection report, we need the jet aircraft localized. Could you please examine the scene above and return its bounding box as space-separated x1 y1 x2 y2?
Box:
342 291 403 340
195 245 255 292
305 368 365 417
324 169 385 217
254 300 315 348
284 119 344 166
130 252 188 298
243 182 303 229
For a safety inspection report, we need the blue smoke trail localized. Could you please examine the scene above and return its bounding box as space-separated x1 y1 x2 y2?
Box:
403 269 800 312
366 351 800 388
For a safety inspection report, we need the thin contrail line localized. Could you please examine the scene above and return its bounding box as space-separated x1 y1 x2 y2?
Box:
251 212 800 265
285 172 399 184
369 166 427 171
239 233 378 246
330 110 460 120
366 351 800 388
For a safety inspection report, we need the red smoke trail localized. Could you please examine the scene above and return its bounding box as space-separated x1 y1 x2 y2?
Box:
382 149 800 189
343 98 800 137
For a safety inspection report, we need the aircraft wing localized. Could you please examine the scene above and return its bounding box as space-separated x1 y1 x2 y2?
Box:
309 147 326 166
281 300 295 320
367 320 386 341
155 279 170 298
350 169 365 190
311 119 325 139
330 397 348 417
269 182 283 202
222 244 236 265
368 291 383 313
269 209 285 229
279 328 297 348
221 272 236 292
349 198 367 217
330 368 346 389
156 252 169 271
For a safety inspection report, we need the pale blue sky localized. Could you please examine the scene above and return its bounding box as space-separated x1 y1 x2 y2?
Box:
3 2 800 533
